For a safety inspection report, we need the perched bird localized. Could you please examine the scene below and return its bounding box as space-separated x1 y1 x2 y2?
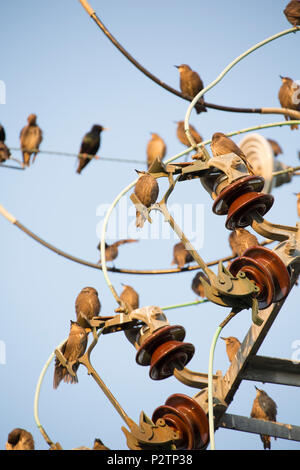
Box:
267 138 283 157
191 271 208 298
0 123 6 142
6 428 34 450
77 124 106 174
146 133 166 168
294 192 300 217
251 386 277 450
175 64 206 114
93 438 110 450
284 0 300 26
75 287 101 328
211 132 254 174
20 114 43 166
278 76 300 130
220 336 241 363
176 121 203 147
53 321 88 389
171 242 194 269
97 239 138 265
120 284 139 311
134 170 159 228
0 141 10 162
228 228 259 257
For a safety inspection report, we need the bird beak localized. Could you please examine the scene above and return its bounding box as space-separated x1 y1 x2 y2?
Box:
254 386 261 391
174 65 179 69
102 127 109 131
220 337 226 341
279 75 284 80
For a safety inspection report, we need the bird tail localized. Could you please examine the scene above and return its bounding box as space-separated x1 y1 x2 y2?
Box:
53 362 78 389
261 434 271 450
23 152 30 166
291 123 299 130
195 98 207 114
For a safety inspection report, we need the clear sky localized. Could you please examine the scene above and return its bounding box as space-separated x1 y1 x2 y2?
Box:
1 0 300 451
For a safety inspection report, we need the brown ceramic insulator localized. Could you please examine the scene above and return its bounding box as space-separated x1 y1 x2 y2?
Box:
149 340 195 380
225 192 274 230
212 175 265 215
136 325 185 366
152 394 209 450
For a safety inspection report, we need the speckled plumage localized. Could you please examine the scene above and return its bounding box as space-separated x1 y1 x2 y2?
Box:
175 64 206 114
75 286 101 328
278 76 300 130
251 387 277 450
134 171 159 228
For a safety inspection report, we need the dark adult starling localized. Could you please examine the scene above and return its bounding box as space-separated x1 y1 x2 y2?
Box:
175 64 206 114
53 321 88 389
0 123 6 142
211 132 254 174
251 386 277 450
6 428 35 450
93 438 110 450
20 114 43 166
176 121 203 147
171 241 194 269
134 170 159 228
278 76 300 130
191 271 208 298
120 284 139 311
220 336 241 363
97 239 138 264
267 138 283 157
284 0 300 26
75 286 101 328
228 228 259 257
147 133 167 168
77 124 106 174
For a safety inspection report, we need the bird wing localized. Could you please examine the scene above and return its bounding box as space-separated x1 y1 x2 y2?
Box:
80 131 100 155
112 239 139 248
258 394 277 421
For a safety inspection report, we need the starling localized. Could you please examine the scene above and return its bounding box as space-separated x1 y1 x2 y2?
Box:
77 124 106 174
278 76 300 130
147 133 166 168
267 139 283 157
250 386 277 450
97 239 138 264
6 428 34 450
220 336 241 363
75 286 101 328
176 121 203 147
284 0 300 26
134 170 159 228
191 271 208 298
211 132 254 174
93 438 110 450
295 192 300 217
228 228 259 257
171 241 194 269
0 141 10 163
120 284 139 311
175 64 206 114
53 321 88 389
20 114 43 166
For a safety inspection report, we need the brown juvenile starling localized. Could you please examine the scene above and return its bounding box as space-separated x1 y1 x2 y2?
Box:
75 286 101 328
53 321 88 389
284 0 300 26
191 271 208 298
176 121 203 147
251 386 277 450
211 132 254 174
93 438 110 450
171 241 194 269
278 76 300 130
267 138 283 157
134 170 159 228
295 192 300 217
97 239 138 264
20 114 43 166
175 64 206 114
120 284 139 311
77 124 106 174
228 228 259 257
220 336 241 363
6 428 35 450
146 133 166 168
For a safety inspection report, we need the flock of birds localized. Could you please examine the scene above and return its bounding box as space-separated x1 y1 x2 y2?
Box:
3 0 300 452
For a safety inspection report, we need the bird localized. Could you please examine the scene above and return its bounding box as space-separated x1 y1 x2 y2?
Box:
220 336 241 363
250 386 277 450
53 321 88 389
76 124 106 174
294 192 300 217
228 228 259 257
0 124 11 162
134 170 159 228
191 271 208 298
267 138 283 157
97 239 138 265
75 287 101 329
278 76 300 130
284 0 300 26
171 242 194 269
175 64 206 114
6 428 35 450
19 114 43 166
146 133 166 168
0 123 6 142
93 438 110 450
211 132 254 174
176 121 203 147
120 284 139 311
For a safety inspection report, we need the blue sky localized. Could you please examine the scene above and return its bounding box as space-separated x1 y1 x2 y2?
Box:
1 0 300 450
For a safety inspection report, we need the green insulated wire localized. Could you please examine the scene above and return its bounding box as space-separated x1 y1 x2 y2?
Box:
208 326 222 450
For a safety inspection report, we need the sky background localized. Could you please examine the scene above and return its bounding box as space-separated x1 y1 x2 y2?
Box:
1 0 300 451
